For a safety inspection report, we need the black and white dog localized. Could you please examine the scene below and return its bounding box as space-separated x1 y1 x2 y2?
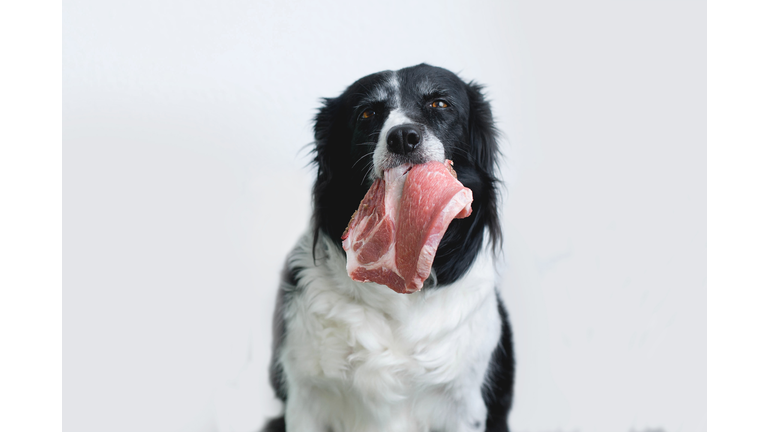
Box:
265 64 514 432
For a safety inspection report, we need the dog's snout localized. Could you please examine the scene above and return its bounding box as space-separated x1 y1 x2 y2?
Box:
386 124 422 155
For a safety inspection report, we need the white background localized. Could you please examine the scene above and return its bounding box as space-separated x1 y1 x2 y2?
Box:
62 1 705 431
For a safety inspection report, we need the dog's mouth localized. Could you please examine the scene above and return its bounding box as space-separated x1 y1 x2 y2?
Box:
373 156 421 179
372 152 447 181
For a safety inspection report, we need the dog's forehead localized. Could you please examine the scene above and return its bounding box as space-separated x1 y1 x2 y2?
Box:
352 70 399 107
352 65 464 107
398 66 461 94
400 65 466 101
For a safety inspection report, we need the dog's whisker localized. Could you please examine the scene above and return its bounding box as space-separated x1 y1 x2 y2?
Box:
351 151 376 169
362 162 376 184
447 146 471 158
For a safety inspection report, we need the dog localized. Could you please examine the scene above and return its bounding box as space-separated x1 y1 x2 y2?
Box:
264 64 514 432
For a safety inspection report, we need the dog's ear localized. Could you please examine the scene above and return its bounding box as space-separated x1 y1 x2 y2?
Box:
312 96 342 196
311 96 342 260
311 96 363 260
466 82 500 176
465 82 503 251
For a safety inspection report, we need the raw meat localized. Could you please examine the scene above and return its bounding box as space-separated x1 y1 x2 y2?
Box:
341 160 473 293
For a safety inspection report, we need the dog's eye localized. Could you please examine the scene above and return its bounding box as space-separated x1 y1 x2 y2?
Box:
361 110 375 119
430 100 450 108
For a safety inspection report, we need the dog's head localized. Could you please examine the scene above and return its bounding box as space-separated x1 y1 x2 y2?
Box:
312 63 501 286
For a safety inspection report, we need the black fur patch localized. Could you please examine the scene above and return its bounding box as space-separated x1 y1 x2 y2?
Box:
268 256 303 402
482 291 516 432
260 415 285 432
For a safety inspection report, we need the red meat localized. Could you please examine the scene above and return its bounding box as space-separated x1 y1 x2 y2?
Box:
341 160 473 293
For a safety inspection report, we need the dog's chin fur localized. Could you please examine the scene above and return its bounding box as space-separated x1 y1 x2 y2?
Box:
266 64 515 432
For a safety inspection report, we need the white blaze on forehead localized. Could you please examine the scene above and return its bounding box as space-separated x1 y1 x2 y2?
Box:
389 71 400 106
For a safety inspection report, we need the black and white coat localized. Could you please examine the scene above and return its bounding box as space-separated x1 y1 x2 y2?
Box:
266 64 514 432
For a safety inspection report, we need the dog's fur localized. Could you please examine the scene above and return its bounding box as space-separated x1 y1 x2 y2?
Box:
265 64 514 432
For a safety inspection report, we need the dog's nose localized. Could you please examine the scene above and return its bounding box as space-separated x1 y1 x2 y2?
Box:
386 125 422 155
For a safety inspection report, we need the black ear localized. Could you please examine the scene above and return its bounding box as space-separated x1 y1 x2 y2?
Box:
431 81 503 284
310 96 367 259
466 83 500 173
465 82 503 251
311 97 342 259
312 96 342 211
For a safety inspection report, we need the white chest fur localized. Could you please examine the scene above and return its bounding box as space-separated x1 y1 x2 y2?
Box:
278 232 502 432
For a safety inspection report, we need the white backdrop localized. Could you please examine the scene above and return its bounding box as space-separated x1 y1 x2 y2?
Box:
64 1 705 431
